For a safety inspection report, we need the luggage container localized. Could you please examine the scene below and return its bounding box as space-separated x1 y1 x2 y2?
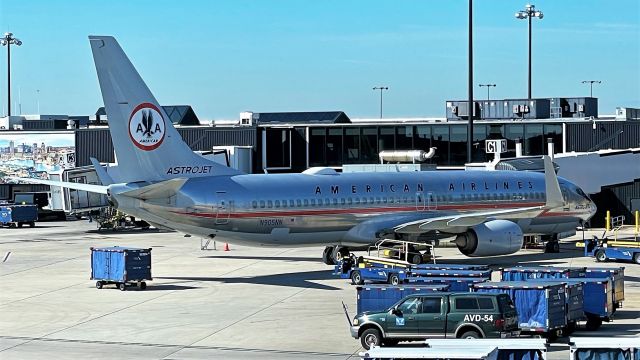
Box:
407 276 489 292
553 278 614 331
425 339 548 360
361 345 499 360
0 205 38 228
569 337 640 360
528 280 585 334
356 284 449 314
91 246 152 291
472 281 566 338
410 269 492 278
501 266 586 281
583 267 624 309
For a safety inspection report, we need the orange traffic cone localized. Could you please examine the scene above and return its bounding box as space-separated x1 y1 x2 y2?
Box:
224 243 230 251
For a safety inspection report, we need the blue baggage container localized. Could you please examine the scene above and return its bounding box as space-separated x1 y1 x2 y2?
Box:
554 278 614 320
501 266 586 281
356 284 449 314
410 269 492 278
91 247 152 290
582 267 624 308
413 263 490 271
407 276 489 292
529 280 585 324
472 281 566 333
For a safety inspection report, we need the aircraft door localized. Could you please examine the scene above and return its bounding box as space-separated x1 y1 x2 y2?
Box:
426 192 437 211
215 191 231 225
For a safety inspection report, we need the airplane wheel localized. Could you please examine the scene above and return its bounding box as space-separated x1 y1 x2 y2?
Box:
332 246 349 263
322 246 335 265
633 253 640 265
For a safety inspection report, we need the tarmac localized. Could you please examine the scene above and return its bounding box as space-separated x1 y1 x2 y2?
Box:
0 221 638 359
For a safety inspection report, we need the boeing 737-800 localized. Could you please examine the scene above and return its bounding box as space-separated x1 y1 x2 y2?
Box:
14 36 597 264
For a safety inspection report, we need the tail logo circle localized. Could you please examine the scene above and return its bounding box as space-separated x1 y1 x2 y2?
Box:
129 103 166 151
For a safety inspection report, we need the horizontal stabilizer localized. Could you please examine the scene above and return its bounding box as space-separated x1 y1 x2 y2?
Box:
90 157 114 185
120 178 187 200
8 177 108 194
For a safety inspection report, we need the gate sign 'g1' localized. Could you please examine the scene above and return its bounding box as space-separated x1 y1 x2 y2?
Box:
485 139 507 154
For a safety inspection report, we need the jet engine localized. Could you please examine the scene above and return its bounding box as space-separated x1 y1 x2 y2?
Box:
454 220 523 257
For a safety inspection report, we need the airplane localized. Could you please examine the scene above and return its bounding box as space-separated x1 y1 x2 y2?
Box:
13 36 597 265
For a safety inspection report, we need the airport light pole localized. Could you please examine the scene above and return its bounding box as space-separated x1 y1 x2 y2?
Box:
1 32 22 117
372 86 389 119
581 80 601 98
515 4 543 101
478 84 496 101
467 0 474 164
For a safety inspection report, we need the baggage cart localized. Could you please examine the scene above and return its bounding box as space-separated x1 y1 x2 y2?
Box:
501 266 586 281
0 205 38 228
356 284 449 314
583 267 624 309
91 246 152 291
407 276 489 292
569 337 640 360
472 281 566 339
553 278 614 331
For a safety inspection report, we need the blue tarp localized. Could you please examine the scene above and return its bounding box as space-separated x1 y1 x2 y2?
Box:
497 349 542 360
413 263 490 271
411 269 492 278
501 266 586 281
575 349 629 360
407 277 488 292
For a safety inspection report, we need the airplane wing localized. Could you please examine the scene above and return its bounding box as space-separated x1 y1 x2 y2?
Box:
394 155 563 234
7 177 109 194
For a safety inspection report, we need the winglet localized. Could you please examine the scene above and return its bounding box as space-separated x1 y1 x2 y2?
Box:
90 157 114 185
543 155 564 208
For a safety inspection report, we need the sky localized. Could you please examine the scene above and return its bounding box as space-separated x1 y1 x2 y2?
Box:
0 0 638 120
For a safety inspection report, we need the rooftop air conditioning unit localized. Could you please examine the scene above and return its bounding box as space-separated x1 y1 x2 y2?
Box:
451 105 458 115
578 104 585 112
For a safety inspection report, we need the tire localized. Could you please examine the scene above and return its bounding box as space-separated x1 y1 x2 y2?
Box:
633 253 640 265
595 250 607 262
585 317 602 331
546 330 559 342
322 246 335 266
459 330 481 339
95 281 103 289
411 254 422 265
565 321 577 335
118 283 126 291
17 223 23 228
388 274 400 286
351 270 364 285
29 222 35 228
360 328 382 350
140 282 147 290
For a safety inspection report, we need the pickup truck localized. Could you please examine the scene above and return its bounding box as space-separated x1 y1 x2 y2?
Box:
350 292 519 350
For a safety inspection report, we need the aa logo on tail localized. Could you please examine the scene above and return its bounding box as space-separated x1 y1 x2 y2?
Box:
128 103 166 151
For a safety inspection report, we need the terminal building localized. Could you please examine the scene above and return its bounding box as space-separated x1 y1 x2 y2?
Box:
1 98 639 227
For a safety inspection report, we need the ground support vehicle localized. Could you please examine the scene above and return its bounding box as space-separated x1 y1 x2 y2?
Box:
553 278 614 331
472 281 566 339
0 205 37 228
91 246 152 291
569 337 640 360
581 236 640 264
349 292 520 350
501 266 586 281
407 276 489 292
583 267 625 309
356 284 449 313
335 255 411 285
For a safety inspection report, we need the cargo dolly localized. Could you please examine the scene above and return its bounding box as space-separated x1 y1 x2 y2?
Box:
91 246 152 291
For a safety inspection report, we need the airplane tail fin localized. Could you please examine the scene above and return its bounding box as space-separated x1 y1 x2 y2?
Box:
88 36 241 183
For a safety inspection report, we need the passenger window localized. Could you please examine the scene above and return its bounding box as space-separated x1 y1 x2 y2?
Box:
478 298 494 310
310 199 316 206
354 197 360 205
267 200 273 208
341 198 346 205
397 297 422 315
455 298 478 310
383 197 388 204
282 200 287 208
275 200 280 208
260 200 265 208
347 198 353 205
252 201 257 209
332 198 338 205
325 198 330 205
296 199 302 207
304 199 309 206
422 298 442 314
289 200 294 207
370 197 374 204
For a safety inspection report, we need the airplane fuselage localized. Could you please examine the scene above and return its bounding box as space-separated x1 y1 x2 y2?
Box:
111 169 596 247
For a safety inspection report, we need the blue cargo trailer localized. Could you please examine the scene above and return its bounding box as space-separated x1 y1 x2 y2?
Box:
528 280 585 334
407 276 489 292
356 284 449 314
410 269 492 278
553 278 614 331
91 246 152 291
501 266 586 281
0 205 38 228
472 281 566 338
582 267 624 309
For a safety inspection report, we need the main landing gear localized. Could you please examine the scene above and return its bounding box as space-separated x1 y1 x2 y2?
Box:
322 246 349 265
